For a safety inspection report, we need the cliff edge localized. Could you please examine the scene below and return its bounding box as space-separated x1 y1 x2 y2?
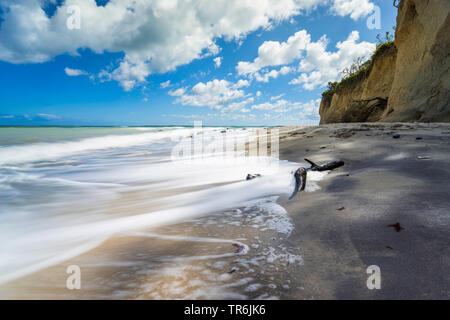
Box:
319 0 450 124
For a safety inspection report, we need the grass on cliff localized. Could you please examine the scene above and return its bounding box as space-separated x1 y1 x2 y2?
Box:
321 40 396 102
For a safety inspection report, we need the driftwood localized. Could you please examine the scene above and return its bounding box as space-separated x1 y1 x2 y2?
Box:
289 158 345 200
246 158 344 200
288 167 307 200
304 158 345 172
246 174 261 180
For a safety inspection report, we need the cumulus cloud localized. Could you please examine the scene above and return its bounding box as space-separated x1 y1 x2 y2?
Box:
229 113 256 121
160 80 171 88
251 98 321 117
0 0 376 90
330 0 375 20
238 27 374 89
220 97 255 113
254 66 293 82
168 87 187 97
0 0 329 90
252 99 290 113
213 57 222 68
173 79 248 109
99 57 151 91
289 31 375 90
237 30 310 76
64 67 88 76
296 98 322 120
235 79 250 88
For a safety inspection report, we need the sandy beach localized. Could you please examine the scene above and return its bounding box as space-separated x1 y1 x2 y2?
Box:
1 123 449 300
278 122 450 299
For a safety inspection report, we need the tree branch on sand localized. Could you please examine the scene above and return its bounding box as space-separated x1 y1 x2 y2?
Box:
289 158 344 200
246 158 344 200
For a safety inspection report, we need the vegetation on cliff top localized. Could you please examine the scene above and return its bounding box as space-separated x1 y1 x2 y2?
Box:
322 32 397 103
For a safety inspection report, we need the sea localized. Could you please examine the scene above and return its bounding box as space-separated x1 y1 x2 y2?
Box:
0 126 326 299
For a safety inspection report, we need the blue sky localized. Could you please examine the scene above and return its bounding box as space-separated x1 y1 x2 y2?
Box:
0 0 397 126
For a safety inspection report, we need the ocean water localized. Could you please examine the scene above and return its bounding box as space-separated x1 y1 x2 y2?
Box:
0 126 327 299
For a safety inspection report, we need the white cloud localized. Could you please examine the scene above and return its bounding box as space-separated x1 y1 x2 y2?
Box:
99 57 151 91
290 31 375 90
160 80 171 88
237 30 310 76
235 79 250 88
220 97 255 113
237 25 375 87
168 87 187 96
295 98 322 120
0 0 329 90
254 66 293 82
37 113 61 120
229 113 256 121
173 79 248 109
270 93 285 101
0 0 376 90
251 99 290 113
251 98 321 117
64 67 88 76
330 0 375 20
213 57 222 68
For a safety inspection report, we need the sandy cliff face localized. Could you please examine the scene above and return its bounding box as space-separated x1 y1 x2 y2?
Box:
319 45 397 123
320 0 450 124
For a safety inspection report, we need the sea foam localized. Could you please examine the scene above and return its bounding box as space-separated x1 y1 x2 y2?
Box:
0 127 327 286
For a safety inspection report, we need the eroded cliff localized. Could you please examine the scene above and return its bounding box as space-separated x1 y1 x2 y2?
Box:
319 0 450 124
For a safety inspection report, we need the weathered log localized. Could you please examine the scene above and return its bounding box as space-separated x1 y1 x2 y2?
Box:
304 158 344 172
289 158 345 200
247 159 344 200
288 167 307 200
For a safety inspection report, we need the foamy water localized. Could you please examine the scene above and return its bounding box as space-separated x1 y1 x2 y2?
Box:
0 126 327 297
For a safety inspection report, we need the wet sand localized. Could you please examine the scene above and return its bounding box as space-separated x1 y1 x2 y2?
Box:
2 198 303 300
2 122 449 299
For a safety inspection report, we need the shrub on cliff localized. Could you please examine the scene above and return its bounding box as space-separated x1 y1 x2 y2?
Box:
372 40 396 60
336 58 373 92
322 81 338 102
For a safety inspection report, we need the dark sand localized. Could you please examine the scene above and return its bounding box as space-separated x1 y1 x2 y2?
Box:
277 122 450 299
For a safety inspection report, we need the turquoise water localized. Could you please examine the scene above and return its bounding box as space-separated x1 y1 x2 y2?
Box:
0 126 184 145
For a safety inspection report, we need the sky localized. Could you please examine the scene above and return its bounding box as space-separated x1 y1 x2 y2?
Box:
0 0 397 126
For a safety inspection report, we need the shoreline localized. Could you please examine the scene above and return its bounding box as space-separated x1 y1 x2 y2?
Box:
1 122 449 299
